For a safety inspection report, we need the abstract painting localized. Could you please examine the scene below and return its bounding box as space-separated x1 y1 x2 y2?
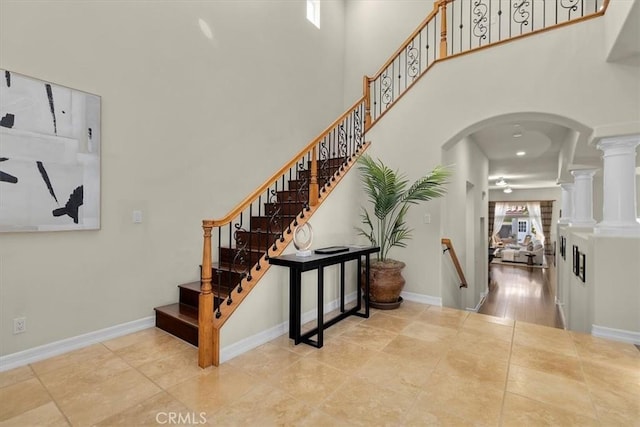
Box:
0 69 100 232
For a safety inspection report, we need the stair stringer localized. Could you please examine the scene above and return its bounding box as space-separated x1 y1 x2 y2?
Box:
211 141 371 334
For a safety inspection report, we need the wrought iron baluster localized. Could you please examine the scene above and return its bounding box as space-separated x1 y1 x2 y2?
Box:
247 204 253 281
513 1 531 34
473 0 489 46
498 0 503 40
560 0 580 21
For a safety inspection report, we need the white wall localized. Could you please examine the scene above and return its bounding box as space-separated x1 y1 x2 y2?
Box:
442 137 489 310
342 0 434 106
0 0 346 356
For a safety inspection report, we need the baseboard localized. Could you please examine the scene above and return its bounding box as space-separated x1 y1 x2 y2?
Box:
556 299 568 330
591 324 640 345
0 316 155 372
401 291 442 306
467 292 487 312
220 291 359 363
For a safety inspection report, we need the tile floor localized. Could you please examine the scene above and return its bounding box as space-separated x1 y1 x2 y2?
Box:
1 302 639 426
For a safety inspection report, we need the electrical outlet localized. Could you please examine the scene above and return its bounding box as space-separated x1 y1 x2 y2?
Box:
13 317 26 334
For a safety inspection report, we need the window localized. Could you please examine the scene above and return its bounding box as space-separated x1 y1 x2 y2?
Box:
307 0 320 29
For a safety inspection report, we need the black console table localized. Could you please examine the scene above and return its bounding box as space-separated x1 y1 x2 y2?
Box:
268 246 380 348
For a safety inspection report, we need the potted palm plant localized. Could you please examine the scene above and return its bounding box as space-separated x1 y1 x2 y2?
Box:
357 154 450 309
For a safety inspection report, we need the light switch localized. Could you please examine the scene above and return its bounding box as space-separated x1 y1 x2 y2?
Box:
133 210 143 223
423 213 431 224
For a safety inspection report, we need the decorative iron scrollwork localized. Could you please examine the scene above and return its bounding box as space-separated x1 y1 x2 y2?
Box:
512 0 531 32
232 221 250 286
473 1 489 42
560 0 580 19
353 108 362 148
381 72 393 107
406 40 419 79
338 122 347 159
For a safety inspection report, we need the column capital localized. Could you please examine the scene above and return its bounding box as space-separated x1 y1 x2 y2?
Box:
596 135 640 156
570 168 598 179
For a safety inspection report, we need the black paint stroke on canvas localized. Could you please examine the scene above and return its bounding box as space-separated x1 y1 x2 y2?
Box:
0 158 18 183
37 161 59 203
53 185 83 224
45 83 57 134
4 70 10 87
0 113 15 128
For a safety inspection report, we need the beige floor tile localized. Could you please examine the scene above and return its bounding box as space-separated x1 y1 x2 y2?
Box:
336 324 398 351
434 349 509 390
403 401 476 427
268 357 348 405
362 311 413 333
467 311 515 327
415 373 504 426
304 337 375 373
211 382 315 426
501 392 600 426
101 327 172 352
414 305 469 330
461 315 514 342
510 343 584 382
380 300 429 321
227 342 301 379
0 401 69 427
95 391 198 426
400 321 458 344
296 409 352 426
137 346 212 389
0 365 34 389
448 330 512 363
113 332 194 368
581 360 640 426
38 352 134 403
571 331 640 372
513 321 578 357
354 351 434 397
268 333 317 357
382 334 450 362
166 364 256 414
51 368 160 426
0 377 52 421
321 377 415 426
506 364 597 419
30 343 111 376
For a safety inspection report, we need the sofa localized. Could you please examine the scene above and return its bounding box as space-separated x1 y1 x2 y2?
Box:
498 239 544 265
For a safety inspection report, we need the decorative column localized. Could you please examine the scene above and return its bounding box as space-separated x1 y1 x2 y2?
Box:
558 183 574 224
569 169 598 227
594 135 640 236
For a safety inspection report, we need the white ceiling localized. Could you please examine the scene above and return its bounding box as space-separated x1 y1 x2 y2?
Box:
471 120 603 191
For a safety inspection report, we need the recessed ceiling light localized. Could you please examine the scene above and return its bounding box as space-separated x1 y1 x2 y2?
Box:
513 132 522 138
516 151 526 156
496 177 507 186
503 186 513 194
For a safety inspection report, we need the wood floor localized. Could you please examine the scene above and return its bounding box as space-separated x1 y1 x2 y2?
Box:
479 257 564 329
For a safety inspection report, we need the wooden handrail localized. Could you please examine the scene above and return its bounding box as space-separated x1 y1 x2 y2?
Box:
368 3 440 81
209 96 365 227
441 238 468 288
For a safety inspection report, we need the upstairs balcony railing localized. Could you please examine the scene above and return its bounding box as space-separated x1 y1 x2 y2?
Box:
364 0 610 125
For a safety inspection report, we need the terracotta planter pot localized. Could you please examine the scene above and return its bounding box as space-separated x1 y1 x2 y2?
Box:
364 260 406 309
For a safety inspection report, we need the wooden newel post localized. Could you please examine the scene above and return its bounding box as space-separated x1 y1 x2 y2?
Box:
198 221 214 368
439 0 449 59
309 147 319 207
363 75 372 130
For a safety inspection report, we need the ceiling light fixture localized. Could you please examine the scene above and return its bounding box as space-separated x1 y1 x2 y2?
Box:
496 177 507 186
503 186 513 194
512 125 522 138
516 151 526 156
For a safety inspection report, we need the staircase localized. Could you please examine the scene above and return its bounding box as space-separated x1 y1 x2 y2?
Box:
154 156 356 347
153 0 609 366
